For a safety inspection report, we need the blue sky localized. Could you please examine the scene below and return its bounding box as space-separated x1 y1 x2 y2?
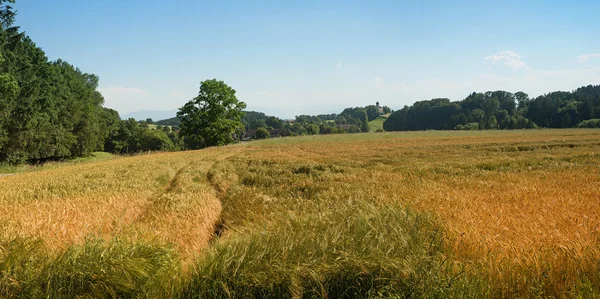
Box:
13 0 600 119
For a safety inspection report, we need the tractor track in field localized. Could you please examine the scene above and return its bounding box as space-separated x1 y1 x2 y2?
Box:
136 148 247 246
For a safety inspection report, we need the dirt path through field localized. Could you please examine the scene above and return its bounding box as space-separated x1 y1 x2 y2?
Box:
131 147 246 261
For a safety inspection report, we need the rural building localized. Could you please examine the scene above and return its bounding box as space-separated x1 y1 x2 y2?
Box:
376 101 384 114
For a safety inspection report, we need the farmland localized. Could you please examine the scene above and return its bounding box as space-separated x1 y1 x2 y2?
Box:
1 129 600 297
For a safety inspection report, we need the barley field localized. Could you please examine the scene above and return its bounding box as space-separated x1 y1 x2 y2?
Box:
1 129 600 298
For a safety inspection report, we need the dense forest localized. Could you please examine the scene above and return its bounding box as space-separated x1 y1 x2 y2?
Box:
383 86 600 131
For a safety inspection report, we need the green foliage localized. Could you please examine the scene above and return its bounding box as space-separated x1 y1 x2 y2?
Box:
365 105 380 121
254 127 270 139
319 122 346 134
576 119 600 128
250 119 268 129
155 116 181 126
139 129 175 151
340 107 368 124
384 98 462 131
265 116 283 129
455 122 480 130
383 87 600 132
361 119 370 132
506 86 599 129
304 123 320 135
347 125 361 133
242 111 267 129
242 112 285 131
0 3 107 164
177 79 247 149
102 115 182 154
0 72 18 150
288 122 308 136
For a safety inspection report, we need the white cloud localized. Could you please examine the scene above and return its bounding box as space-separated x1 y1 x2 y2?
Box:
576 53 600 63
485 51 531 72
335 62 343 70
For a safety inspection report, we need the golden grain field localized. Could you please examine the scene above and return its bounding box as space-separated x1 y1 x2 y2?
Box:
2 129 600 297
0 148 243 260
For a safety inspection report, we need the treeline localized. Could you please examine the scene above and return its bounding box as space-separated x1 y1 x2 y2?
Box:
0 3 184 164
384 86 600 131
242 104 391 137
101 110 183 154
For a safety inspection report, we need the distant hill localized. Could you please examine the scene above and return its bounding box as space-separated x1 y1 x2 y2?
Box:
122 109 178 121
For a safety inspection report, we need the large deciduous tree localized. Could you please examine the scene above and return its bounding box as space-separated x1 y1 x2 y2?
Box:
177 79 246 149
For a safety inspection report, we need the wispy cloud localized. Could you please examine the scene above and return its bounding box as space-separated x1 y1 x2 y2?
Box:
485 51 531 72
576 53 600 63
335 62 343 70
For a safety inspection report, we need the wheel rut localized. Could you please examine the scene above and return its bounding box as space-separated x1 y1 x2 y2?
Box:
132 147 246 260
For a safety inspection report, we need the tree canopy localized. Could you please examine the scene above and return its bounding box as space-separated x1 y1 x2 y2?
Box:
177 79 246 149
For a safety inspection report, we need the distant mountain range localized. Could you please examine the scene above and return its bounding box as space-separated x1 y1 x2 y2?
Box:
122 109 178 121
